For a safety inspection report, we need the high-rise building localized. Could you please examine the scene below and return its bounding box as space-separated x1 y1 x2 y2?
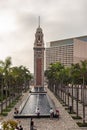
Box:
33 18 45 87
46 35 87 69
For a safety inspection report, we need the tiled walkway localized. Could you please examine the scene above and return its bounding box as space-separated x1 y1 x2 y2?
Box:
0 88 82 130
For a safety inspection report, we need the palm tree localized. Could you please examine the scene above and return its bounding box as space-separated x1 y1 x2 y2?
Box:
0 72 4 113
45 62 64 94
80 60 87 124
62 68 71 105
70 63 81 116
0 57 12 108
0 56 32 112
19 66 32 92
10 66 32 97
58 67 70 103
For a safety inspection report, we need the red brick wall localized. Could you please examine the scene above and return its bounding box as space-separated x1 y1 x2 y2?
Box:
36 58 42 85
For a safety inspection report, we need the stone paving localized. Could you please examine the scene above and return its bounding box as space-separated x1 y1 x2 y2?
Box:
0 87 83 130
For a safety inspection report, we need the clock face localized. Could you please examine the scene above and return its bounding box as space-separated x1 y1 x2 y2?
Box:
36 50 42 57
37 40 42 46
37 42 41 46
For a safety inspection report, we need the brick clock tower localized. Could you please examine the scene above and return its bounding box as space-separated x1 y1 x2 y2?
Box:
33 18 45 87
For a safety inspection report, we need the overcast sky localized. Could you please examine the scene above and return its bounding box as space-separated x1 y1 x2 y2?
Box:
0 0 87 73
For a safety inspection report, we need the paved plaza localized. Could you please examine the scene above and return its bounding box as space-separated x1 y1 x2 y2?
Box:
0 87 84 130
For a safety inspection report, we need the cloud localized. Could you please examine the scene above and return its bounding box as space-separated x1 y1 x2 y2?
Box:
11 47 34 72
0 0 87 73
16 12 37 31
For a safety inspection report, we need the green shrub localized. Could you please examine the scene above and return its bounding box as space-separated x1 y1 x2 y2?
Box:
9 104 14 108
77 122 87 127
3 108 11 112
72 116 82 119
1 112 8 116
65 107 69 110
68 111 76 114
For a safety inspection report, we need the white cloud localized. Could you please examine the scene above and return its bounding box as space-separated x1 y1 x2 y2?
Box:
0 0 87 73
0 11 17 34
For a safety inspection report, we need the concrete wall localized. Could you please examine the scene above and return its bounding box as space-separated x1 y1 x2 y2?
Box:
73 38 87 64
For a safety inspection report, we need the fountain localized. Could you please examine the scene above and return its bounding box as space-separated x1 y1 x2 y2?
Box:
14 86 56 118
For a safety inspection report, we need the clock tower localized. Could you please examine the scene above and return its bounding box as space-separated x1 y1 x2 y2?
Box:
33 17 45 87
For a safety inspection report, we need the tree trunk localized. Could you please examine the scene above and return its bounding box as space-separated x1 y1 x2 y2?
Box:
5 85 8 108
83 76 85 124
1 84 3 113
65 87 66 105
76 85 79 117
81 85 82 102
68 86 69 107
71 84 74 112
